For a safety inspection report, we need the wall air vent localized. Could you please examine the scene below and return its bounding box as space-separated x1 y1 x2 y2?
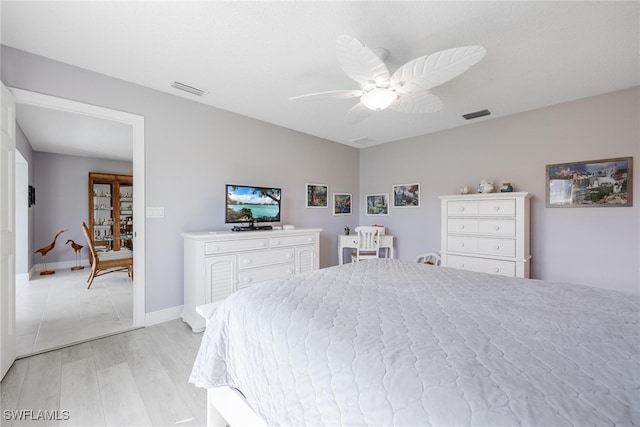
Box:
171 81 207 97
462 109 491 120
351 137 375 146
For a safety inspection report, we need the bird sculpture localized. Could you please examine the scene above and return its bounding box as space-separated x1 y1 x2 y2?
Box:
66 239 84 271
34 229 67 275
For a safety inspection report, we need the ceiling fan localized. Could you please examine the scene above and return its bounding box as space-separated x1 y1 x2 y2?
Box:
289 34 487 124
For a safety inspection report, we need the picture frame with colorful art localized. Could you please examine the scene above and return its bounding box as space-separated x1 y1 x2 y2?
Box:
333 193 352 215
306 183 328 208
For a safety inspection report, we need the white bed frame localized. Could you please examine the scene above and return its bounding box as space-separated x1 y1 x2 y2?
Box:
197 303 268 427
206 386 267 427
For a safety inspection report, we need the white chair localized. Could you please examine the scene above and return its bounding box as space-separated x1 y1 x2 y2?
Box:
351 226 381 262
414 252 441 266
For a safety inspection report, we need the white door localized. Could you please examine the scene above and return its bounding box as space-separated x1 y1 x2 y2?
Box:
0 82 17 380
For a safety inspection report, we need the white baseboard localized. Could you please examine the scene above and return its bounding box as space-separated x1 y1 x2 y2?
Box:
34 258 90 273
145 305 184 326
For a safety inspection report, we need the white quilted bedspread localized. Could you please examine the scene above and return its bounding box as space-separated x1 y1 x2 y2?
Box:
189 259 640 426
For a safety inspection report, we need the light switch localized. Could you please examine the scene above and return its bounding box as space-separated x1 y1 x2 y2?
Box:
146 207 165 218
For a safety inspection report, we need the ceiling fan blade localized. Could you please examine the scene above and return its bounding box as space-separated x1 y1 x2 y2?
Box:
288 89 363 102
346 102 372 124
336 34 390 85
388 91 443 114
390 46 486 93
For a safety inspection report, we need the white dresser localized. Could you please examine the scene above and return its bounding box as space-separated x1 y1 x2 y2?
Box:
182 228 321 332
439 193 531 278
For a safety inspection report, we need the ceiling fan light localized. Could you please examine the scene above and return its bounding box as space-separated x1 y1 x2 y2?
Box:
361 88 397 111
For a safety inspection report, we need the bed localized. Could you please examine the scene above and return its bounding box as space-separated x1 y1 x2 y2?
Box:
189 259 639 426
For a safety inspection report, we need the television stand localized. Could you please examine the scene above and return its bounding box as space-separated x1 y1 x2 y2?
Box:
231 225 273 232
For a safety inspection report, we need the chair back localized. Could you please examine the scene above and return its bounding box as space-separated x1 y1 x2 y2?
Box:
354 226 380 261
414 252 441 266
81 221 97 265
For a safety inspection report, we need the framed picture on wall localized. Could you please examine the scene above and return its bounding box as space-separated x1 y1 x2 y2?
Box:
392 183 420 207
333 193 352 215
366 193 389 215
306 183 328 208
546 156 633 207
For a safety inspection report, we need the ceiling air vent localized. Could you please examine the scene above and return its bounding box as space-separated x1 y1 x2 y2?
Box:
351 137 375 146
171 81 207 97
462 109 491 120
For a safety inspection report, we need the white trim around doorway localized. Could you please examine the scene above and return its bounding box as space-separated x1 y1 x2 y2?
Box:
10 88 146 328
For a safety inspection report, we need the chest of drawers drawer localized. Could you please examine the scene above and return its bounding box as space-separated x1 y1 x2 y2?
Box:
447 199 516 217
447 255 516 277
269 234 317 248
448 236 516 257
205 238 268 255
448 219 515 237
237 263 295 289
238 248 294 270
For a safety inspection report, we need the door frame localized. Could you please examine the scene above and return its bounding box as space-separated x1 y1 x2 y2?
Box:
10 88 146 328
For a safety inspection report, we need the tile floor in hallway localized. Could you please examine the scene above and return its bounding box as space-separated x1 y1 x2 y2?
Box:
16 268 133 357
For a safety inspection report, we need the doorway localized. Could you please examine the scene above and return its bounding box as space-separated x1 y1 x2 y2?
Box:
11 88 145 356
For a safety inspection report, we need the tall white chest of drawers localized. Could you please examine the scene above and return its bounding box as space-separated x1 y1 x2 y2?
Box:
439 193 531 278
182 228 321 332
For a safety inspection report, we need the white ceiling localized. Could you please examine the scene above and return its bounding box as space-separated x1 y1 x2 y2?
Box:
2 1 639 156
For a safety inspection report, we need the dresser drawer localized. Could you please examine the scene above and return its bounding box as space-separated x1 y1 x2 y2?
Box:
448 219 479 234
270 234 317 248
448 236 479 253
447 255 516 277
477 199 515 216
477 219 515 237
448 218 515 237
205 238 268 255
237 263 295 289
447 200 479 216
448 236 515 257
238 248 294 270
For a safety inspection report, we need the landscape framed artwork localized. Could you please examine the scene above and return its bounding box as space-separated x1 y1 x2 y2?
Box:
366 193 389 215
546 156 633 207
306 183 328 208
333 193 352 215
392 183 420 207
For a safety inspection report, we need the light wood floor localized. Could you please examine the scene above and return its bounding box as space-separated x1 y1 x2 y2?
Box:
1 319 206 427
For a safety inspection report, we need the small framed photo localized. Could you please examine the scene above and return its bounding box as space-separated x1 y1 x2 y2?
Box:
392 183 420 207
546 157 633 207
366 193 389 215
306 183 328 208
333 193 352 215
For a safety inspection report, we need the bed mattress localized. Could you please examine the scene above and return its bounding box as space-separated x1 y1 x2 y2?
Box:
190 259 639 426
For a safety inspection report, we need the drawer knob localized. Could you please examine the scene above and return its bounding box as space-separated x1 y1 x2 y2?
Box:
495 245 500 250
494 225 500 230
459 207 465 211
287 253 293 259
244 277 252 283
244 259 252 265
494 206 500 211
287 269 293 274
308 237 313 242
459 225 465 229
273 241 279 245
459 243 465 247
459 263 465 268
495 268 500 273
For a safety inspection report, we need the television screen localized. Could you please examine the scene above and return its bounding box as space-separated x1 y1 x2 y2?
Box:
225 184 281 224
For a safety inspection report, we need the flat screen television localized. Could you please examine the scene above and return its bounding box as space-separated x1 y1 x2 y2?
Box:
225 184 281 228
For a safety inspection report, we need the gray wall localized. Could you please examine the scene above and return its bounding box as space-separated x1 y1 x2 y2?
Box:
360 87 640 294
32 152 133 265
2 46 360 313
